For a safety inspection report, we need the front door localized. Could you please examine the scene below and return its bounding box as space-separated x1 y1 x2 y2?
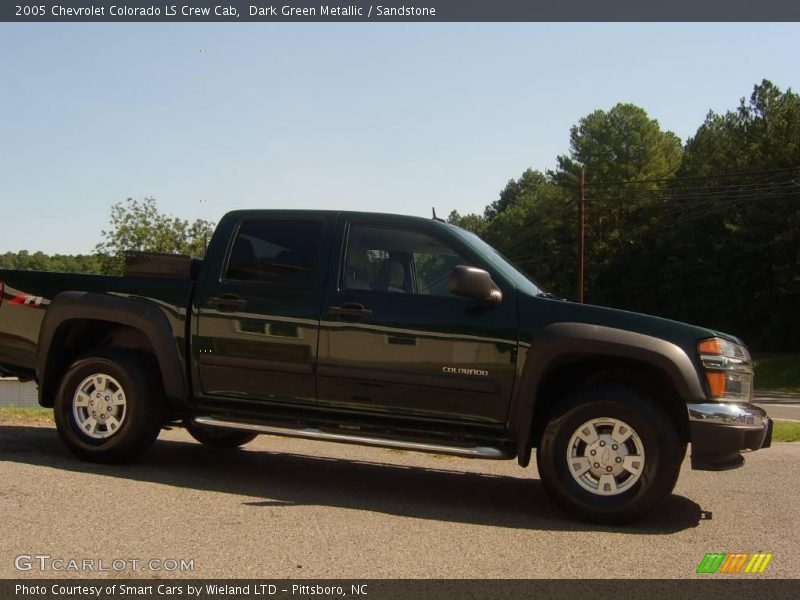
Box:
317 217 518 424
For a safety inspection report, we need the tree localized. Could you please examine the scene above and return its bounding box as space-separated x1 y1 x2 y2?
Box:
484 169 550 219
553 103 682 186
481 177 576 298
662 80 800 349
547 104 683 304
446 210 486 235
95 197 215 274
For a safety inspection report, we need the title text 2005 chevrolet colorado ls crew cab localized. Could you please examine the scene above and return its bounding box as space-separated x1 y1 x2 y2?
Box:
0 210 771 523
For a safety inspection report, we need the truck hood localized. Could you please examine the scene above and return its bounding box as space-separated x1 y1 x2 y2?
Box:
519 292 743 351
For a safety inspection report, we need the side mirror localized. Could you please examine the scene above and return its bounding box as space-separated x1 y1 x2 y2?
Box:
449 265 502 305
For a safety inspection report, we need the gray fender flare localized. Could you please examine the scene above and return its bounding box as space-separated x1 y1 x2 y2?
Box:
36 291 189 408
513 322 706 467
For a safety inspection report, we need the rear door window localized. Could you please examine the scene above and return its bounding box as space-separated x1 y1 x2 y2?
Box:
225 220 323 289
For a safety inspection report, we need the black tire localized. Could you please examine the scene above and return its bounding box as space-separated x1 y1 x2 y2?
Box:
54 350 165 464
536 386 683 525
184 420 258 449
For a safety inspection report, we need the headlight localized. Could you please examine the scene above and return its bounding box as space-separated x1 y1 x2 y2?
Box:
697 337 753 402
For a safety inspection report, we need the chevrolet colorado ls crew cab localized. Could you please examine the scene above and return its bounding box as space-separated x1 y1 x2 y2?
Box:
0 210 772 523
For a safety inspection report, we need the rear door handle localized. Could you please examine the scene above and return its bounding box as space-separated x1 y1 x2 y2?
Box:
327 303 373 320
207 294 247 312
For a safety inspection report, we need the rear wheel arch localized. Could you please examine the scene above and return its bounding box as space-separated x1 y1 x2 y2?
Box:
36 292 189 410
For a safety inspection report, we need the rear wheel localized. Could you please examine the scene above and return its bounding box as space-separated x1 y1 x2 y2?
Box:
184 419 258 449
54 351 164 463
536 386 683 524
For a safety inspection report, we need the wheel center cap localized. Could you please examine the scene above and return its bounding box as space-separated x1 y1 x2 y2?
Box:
585 434 627 476
92 394 113 416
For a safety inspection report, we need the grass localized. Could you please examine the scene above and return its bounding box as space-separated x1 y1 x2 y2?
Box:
0 406 53 425
773 421 800 443
753 353 800 392
2 408 799 443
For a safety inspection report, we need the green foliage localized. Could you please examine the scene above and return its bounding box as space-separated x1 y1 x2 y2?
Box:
0 251 103 274
0 407 54 425
485 169 550 219
482 174 575 298
446 210 486 235
95 197 215 274
753 354 800 392
2 197 214 277
772 421 800 443
447 80 800 351
630 80 800 349
552 103 682 186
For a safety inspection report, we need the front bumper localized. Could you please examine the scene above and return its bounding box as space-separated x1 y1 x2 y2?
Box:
688 402 772 471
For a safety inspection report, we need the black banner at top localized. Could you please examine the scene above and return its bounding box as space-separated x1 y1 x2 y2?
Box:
3 0 800 22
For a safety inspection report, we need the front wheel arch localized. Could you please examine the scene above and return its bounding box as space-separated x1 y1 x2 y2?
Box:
517 356 693 467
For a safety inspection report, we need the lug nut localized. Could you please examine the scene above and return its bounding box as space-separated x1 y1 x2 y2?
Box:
612 444 618 450
599 441 605 447
616 457 622 463
594 462 600 468
92 411 96 416
606 466 612 472
590 450 596 456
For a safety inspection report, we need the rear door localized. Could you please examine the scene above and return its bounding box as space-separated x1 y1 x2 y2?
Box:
193 213 332 406
317 216 519 424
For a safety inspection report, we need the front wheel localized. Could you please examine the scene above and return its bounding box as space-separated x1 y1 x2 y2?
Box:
536 386 683 524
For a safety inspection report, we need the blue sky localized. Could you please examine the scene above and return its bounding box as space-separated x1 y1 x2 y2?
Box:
1 23 797 254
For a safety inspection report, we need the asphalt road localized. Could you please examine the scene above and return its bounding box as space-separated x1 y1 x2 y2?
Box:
754 391 800 422
0 424 798 579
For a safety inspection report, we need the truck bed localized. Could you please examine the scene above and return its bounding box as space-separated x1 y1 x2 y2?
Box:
0 269 195 380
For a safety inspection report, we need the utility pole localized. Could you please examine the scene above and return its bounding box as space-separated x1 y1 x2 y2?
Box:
578 167 585 304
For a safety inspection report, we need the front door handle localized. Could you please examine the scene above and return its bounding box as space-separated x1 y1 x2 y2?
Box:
327 303 373 320
207 294 247 312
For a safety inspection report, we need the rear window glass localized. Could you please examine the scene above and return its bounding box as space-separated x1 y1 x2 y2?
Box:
225 220 322 288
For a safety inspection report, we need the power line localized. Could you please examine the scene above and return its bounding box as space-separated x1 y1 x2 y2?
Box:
587 180 800 204
583 166 800 188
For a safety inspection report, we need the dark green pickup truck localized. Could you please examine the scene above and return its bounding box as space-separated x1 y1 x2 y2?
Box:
0 210 772 523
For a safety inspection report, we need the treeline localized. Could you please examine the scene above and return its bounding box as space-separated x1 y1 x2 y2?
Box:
0 251 103 274
449 80 800 351
0 197 214 277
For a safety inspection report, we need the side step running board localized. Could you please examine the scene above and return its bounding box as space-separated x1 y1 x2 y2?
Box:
193 416 512 459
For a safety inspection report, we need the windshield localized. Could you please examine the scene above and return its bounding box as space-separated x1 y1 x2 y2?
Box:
449 226 542 296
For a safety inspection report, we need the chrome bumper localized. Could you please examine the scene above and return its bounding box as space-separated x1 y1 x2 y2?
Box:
688 402 772 471
688 402 769 427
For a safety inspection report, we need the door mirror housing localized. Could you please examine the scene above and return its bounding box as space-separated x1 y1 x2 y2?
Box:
449 266 502 305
